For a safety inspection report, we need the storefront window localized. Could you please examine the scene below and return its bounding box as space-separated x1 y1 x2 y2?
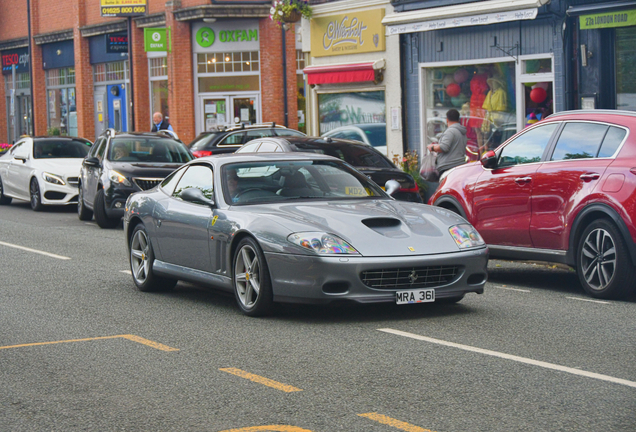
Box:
616 27 636 111
149 57 168 120
94 61 128 83
46 67 76 136
197 52 259 73
425 62 516 158
296 50 306 133
318 91 385 134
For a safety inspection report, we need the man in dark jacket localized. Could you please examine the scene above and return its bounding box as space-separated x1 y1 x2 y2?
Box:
151 112 174 132
426 108 467 176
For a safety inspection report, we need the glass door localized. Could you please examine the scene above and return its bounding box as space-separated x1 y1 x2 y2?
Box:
231 95 258 125
202 97 229 131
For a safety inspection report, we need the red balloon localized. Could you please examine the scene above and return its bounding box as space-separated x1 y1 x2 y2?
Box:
446 83 461 98
530 87 547 103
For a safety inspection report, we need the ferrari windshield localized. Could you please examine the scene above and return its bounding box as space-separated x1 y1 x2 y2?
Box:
223 160 386 205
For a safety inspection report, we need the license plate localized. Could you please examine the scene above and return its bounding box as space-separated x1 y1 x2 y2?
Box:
396 288 435 304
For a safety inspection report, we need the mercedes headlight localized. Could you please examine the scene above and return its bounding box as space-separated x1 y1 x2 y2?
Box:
42 172 65 185
449 224 484 249
288 232 359 255
109 170 132 187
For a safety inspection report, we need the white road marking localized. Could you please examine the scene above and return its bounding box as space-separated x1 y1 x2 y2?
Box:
120 270 131 275
379 328 636 389
0 240 71 260
492 285 531 293
566 297 610 304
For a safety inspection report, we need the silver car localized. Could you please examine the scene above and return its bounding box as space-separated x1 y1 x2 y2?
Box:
123 153 488 316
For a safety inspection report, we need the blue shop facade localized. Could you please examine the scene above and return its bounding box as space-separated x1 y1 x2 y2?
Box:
385 0 566 157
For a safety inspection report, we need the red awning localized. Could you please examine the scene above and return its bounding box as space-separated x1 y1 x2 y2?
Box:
303 61 381 85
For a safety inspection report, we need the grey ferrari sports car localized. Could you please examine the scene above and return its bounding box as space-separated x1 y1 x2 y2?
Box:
123 153 488 316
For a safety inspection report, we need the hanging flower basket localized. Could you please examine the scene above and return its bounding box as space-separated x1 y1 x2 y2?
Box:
270 0 313 28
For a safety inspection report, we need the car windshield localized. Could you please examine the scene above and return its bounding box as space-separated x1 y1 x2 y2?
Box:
223 160 386 205
109 138 193 163
360 124 386 148
33 140 90 159
189 133 222 150
292 143 394 168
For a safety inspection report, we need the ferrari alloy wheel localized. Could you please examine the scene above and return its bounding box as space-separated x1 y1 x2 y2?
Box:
77 185 93 221
129 224 176 292
233 237 273 316
30 179 43 211
577 219 635 299
0 176 11 205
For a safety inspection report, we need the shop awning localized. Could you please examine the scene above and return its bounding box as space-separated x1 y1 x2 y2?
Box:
382 0 550 35
303 60 385 85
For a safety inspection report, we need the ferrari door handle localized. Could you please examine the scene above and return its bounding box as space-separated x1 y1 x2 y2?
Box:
580 173 600 182
514 177 531 185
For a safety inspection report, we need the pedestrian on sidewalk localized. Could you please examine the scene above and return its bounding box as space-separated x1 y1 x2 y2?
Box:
151 112 174 132
426 108 467 177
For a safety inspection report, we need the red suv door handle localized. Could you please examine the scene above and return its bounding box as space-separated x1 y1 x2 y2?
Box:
514 177 531 185
580 173 600 182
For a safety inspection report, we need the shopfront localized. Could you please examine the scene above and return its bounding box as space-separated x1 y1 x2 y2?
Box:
304 3 403 157
90 32 130 137
193 20 261 132
568 1 636 111
2 47 32 142
384 0 563 156
42 40 76 136
144 27 168 127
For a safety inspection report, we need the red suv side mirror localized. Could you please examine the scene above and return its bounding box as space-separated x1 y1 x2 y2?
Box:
481 150 497 169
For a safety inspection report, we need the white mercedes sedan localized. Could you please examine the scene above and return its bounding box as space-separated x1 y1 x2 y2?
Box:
0 136 92 211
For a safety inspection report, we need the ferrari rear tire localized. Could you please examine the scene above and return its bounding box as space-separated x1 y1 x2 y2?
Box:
129 224 177 292
30 179 43 211
233 237 274 317
576 219 635 299
77 185 93 221
0 176 12 205
94 189 119 228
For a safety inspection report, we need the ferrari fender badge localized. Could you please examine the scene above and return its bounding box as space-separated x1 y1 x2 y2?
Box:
408 247 415 252
211 215 218 226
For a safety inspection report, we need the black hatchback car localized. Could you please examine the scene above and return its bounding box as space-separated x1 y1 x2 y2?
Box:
188 123 306 158
78 129 193 228
235 136 422 202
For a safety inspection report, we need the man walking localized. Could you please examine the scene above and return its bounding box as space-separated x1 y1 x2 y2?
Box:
151 112 174 132
426 108 467 177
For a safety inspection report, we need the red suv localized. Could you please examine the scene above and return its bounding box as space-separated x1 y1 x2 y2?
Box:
430 110 636 299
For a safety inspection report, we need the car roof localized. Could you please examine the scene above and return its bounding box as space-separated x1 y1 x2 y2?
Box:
29 136 90 141
196 150 343 166
547 109 636 119
195 123 291 135
257 136 372 147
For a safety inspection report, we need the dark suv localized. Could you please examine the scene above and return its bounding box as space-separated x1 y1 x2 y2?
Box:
188 123 306 158
78 129 193 228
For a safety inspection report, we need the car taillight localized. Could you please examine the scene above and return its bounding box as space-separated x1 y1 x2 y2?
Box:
399 184 419 193
192 150 213 158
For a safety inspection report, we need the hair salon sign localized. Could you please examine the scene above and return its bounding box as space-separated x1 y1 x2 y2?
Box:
311 9 385 57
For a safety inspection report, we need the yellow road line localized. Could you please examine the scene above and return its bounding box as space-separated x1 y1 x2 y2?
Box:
0 335 179 352
358 413 435 432
219 368 302 393
218 426 313 432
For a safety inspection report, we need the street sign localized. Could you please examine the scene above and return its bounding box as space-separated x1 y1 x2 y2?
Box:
100 0 147 17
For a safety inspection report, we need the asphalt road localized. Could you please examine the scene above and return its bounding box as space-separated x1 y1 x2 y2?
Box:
1 200 635 432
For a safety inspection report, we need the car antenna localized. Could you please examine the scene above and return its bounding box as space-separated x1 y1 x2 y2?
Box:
271 122 276 127
326 137 333 143
241 123 245 129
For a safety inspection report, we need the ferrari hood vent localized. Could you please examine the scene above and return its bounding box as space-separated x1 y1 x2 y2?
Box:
362 217 401 228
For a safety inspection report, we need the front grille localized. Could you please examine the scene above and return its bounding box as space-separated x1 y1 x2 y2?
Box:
133 178 162 191
67 177 79 187
361 265 461 289
44 191 67 200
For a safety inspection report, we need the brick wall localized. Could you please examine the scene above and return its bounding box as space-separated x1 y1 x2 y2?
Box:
260 19 298 129
0 0 28 40
36 0 74 34
73 0 94 140
131 24 149 132
29 0 47 136
165 3 195 143
0 74 6 142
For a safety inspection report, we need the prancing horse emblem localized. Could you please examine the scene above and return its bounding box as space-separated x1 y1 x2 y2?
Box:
409 270 418 284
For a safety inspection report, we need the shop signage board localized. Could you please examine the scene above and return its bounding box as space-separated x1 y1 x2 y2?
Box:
580 9 636 30
386 8 538 35
101 0 147 17
311 9 386 57
144 28 167 52
1 47 29 75
106 33 128 54
192 21 259 52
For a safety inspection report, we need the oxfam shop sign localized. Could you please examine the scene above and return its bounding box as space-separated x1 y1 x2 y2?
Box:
193 21 259 52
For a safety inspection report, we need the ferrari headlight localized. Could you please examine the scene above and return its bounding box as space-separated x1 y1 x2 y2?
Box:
109 170 132 187
42 172 65 185
449 224 484 249
288 232 359 255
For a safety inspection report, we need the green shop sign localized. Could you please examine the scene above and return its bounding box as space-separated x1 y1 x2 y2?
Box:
195 27 258 48
580 9 636 30
144 28 167 52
